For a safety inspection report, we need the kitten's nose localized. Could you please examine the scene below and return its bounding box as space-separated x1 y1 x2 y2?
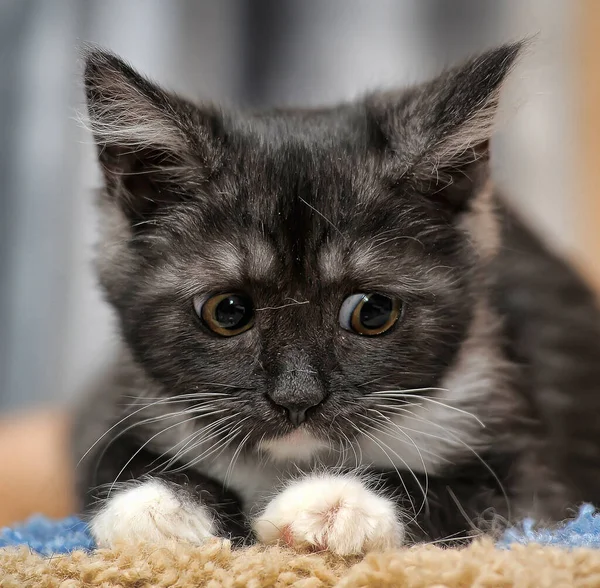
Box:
268 351 326 426
270 397 323 426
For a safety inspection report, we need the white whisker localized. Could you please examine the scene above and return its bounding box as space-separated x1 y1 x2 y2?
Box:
224 431 252 487
371 391 485 428
121 391 231 405
365 410 444 461
381 408 511 520
78 396 203 467
170 416 252 473
107 410 217 497
97 404 230 467
370 387 448 396
359 418 429 520
343 417 418 522
148 414 239 474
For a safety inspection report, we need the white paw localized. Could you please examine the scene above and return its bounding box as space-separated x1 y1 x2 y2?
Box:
253 474 404 555
90 479 216 548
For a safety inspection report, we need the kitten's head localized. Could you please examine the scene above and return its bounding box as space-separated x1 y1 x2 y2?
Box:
85 44 520 467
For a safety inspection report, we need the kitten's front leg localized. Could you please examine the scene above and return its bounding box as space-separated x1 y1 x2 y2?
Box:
90 478 218 547
253 474 404 555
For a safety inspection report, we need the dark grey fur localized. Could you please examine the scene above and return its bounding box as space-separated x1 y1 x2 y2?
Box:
74 42 600 544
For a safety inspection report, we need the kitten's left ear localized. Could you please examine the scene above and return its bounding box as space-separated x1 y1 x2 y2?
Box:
84 49 225 223
368 42 524 211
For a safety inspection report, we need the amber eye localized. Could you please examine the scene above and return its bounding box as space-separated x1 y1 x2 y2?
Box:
194 293 255 336
339 293 401 336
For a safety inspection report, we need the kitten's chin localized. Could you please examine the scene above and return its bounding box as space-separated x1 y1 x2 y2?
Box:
258 428 330 463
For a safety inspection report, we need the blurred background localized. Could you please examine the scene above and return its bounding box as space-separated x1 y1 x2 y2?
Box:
0 0 595 523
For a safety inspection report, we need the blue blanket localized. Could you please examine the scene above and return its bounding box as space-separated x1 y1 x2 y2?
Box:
1 505 600 556
0 516 94 556
499 504 600 549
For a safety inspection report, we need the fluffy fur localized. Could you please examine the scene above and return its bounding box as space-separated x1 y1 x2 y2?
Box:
74 41 600 551
90 479 216 548
253 473 404 555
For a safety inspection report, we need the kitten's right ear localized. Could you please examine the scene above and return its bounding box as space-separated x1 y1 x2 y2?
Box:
367 42 524 213
84 49 224 222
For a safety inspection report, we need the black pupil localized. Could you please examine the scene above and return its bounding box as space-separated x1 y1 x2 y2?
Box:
359 294 393 329
215 295 252 330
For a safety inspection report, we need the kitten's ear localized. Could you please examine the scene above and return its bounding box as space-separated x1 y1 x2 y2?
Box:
84 49 224 223
368 42 524 211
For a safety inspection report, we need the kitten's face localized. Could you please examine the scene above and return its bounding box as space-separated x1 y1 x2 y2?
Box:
86 45 520 463
117 128 473 453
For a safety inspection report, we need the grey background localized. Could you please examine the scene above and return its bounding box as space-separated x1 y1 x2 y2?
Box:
0 0 574 411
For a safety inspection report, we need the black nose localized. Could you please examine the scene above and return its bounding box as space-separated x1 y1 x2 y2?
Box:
268 352 326 426
268 396 323 426
280 400 320 426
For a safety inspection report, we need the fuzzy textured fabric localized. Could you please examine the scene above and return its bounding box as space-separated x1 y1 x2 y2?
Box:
501 504 600 549
0 515 93 556
2 507 600 587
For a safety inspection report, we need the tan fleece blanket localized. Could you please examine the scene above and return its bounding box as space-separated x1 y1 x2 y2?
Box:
2 538 600 587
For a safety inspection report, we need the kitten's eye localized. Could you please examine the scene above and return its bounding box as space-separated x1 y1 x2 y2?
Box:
339 293 401 336
195 293 255 336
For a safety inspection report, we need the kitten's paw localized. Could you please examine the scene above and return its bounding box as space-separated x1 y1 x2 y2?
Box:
90 479 216 548
253 474 404 555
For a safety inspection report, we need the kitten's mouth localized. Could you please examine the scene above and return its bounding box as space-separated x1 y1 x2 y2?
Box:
258 427 331 463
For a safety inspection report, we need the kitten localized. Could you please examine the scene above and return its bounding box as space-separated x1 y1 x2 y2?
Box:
74 42 600 554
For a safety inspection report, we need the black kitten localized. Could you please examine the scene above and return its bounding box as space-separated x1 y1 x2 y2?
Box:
74 42 600 553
